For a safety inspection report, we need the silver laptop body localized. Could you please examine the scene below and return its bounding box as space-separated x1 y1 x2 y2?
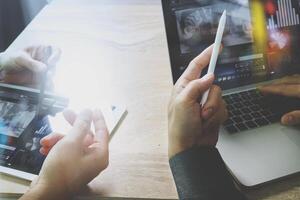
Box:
218 82 300 187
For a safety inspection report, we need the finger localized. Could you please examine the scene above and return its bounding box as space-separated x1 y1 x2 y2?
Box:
63 109 77 125
274 75 300 85
197 119 221 146
18 52 47 73
40 132 65 148
24 45 57 64
39 147 50 156
203 101 228 131
281 110 300 125
1 70 34 85
47 47 61 67
259 84 300 98
201 85 222 120
179 74 214 103
92 109 109 144
67 109 93 141
83 110 109 169
176 45 214 88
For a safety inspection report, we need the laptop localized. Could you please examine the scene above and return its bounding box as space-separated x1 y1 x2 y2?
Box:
162 0 300 187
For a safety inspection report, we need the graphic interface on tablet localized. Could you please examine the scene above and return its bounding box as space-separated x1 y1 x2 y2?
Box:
163 0 300 89
0 100 36 137
0 86 67 175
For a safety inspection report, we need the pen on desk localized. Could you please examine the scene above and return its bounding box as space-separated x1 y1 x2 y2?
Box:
201 10 227 106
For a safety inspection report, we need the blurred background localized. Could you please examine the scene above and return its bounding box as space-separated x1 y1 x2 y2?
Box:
0 0 53 51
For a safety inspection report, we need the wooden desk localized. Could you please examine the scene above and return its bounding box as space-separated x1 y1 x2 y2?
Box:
0 0 299 199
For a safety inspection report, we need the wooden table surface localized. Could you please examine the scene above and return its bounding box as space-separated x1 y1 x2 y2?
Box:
0 0 299 199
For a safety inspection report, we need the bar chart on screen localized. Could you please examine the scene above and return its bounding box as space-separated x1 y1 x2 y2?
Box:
266 0 300 29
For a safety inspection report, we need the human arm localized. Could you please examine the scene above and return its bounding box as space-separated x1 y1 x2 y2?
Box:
168 45 246 200
169 147 246 200
259 74 300 125
19 109 109 200
0 45 60 88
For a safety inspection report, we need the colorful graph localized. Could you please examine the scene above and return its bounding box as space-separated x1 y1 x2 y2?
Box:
266 0 300 29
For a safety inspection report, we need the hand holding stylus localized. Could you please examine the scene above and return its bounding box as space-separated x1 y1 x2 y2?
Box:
168 45 227 159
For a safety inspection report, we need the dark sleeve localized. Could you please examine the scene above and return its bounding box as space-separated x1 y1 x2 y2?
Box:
169 146 247 200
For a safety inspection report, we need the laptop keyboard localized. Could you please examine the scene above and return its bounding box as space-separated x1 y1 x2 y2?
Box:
223 89 300 134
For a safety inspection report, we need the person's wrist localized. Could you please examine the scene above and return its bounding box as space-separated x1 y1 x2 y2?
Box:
168 139 195 159
28 180 73 200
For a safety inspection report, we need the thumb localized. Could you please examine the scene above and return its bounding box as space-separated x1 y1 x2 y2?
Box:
180 74 214 102
19 52 47 73
281 110 300 126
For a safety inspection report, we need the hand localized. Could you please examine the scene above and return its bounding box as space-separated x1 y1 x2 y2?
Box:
39 109 94 156
259 74 300 125
0 45 61 88
168 45 228 159
21 109 109 200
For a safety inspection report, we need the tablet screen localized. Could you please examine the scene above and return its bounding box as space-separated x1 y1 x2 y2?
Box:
0 100 36 137
0 85 67 176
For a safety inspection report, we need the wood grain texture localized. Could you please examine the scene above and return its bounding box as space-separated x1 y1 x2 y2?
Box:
0 0 299 199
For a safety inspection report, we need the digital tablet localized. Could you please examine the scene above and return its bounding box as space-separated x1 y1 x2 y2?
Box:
0 83 68 181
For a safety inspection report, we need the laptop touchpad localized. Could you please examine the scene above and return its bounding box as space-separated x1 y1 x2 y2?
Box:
283 126 300 148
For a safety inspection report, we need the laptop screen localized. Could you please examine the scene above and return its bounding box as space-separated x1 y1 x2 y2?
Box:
162 0 300 89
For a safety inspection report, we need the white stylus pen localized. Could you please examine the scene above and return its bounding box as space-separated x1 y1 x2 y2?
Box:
201 10 227 106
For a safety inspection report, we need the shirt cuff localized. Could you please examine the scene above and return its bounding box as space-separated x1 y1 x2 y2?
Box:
169 146 246 200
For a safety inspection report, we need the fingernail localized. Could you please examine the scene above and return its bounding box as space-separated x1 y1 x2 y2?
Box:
40 138 45 145
202 108 213 120
283 115 294 125
40 137 48 145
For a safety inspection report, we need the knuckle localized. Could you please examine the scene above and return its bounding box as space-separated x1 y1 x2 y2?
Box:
189 80 201 91
214 86 223 98
189 58 204 69
189 59 197 67
213 85 221 92
174 95 186 106
76 120 89 131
